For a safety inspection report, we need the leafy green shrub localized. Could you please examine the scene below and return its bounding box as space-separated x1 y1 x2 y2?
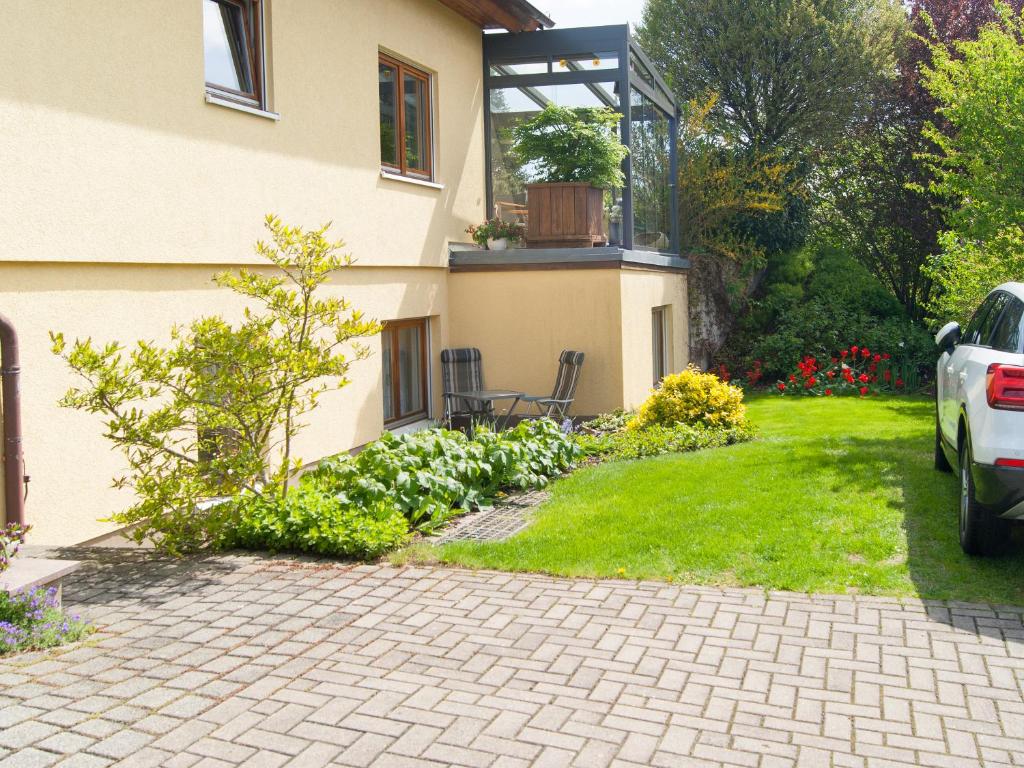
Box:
722 245 934 383
221 488 410 559
511 104 629 189
221 418 582 558
630 366 746 430
598 423 755 460
1 588 91 656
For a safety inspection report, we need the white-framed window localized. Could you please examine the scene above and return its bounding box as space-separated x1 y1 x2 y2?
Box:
652 305 670 386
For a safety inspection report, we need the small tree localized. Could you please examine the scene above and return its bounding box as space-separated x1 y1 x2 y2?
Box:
52 216 380 554
510 104 628 189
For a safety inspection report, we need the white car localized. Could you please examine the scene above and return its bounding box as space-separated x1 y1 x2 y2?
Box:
935 282 1024 554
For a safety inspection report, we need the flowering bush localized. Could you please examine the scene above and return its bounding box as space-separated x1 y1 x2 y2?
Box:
466 218 524 247
0 587 91 656
775 345 906 397
630 366 747 430
0 523 29 574
717 361 763 388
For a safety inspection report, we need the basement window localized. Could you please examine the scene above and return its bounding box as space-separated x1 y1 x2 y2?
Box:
382 318 429 426
204 0 264 108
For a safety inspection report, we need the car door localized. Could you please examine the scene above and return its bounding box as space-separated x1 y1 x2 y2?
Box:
940 294 999 441
950 292 1012 445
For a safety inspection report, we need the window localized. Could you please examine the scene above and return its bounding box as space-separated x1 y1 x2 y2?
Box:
382 319 429 425
962 294 999 346
974 292 1011 347
652 306 669 386
991 298 1024 353
379 54 433 179
204 0 263 107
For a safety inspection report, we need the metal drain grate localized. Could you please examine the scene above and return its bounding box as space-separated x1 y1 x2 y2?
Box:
435 490 549 542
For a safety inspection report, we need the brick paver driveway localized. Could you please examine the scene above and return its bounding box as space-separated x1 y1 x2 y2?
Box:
1 552 1023 768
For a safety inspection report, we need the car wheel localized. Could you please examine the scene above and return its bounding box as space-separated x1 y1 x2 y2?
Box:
958 440 1009 556
935 414 952 472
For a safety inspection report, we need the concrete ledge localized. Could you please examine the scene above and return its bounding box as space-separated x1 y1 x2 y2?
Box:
448 245 690 273
1 558 82 605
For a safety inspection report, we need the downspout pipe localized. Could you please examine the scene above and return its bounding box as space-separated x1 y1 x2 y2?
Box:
0 312 26 528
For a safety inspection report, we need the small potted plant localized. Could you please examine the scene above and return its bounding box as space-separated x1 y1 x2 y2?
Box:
510 104 628 248
466 218 524 251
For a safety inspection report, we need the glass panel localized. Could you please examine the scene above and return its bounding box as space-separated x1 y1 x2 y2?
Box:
991 298 1024 353
962 295 996 345
379 61 399 166
630 87 673 252
630 51 656 90
488 83 620 225
404 73 429 172
977 292 1011 347
398 325 424 417
555 52 619 72
204 0 253 95
381 330 394 421
652 308 667 385
489 58 549 76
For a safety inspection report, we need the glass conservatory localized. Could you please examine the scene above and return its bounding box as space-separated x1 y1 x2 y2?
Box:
483 25 679 254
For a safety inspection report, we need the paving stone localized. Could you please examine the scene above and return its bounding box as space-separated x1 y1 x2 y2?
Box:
0 553 1022 768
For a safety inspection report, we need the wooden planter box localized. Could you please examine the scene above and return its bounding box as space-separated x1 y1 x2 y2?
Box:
526 182 606 249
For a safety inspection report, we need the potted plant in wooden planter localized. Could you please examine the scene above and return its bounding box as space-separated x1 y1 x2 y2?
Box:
510 104 628 249
466 218 525 251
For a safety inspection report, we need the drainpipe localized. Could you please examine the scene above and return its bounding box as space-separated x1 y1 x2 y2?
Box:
0 312 26 528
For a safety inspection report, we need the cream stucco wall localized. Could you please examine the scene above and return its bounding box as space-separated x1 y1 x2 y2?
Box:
619 267 690 409
0 0 483 543
0 262 449 545
447 267 689 417
0 0 485 267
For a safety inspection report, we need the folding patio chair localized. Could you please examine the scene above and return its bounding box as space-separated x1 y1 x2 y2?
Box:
520 350 585 419
440 347 493 425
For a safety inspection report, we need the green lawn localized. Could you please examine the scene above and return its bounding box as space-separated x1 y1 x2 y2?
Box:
408 396 1024 605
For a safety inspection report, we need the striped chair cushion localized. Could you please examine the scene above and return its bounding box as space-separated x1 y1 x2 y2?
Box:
441 347 486 416
550 350 585 402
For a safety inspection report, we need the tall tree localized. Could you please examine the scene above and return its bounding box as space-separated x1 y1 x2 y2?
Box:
638 0 902 154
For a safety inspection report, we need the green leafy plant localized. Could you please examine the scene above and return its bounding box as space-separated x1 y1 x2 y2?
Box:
466 219 524 247
511 104 629 190
629 366 747 430
51 216 380 555
577 422 755 460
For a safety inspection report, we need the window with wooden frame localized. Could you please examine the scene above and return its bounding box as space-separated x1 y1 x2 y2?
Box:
652 306 670 386
379 54 433 180
381 318 429 426
204 0 264 108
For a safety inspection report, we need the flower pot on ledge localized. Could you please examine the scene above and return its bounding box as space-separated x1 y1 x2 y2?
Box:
526 182 606 249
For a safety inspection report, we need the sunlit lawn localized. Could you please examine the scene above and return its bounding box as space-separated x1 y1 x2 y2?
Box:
405 395 1024 605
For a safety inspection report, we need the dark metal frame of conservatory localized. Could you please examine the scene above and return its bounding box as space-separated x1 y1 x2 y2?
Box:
483 24 680 254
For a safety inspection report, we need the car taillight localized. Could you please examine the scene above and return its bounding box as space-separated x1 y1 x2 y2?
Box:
995 458 1024 468
986 364 1024 410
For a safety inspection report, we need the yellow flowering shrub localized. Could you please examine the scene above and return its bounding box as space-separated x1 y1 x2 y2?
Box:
629 366 746 430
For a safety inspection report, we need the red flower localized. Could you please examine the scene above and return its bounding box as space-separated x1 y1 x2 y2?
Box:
851 346 859 355
873 354 881 362
858 373 869 383
825 388 833 396
789 374 796 383
884 370 892 382
840 350 849 359
882 353 891 360
859 386 869 396
831 357 839 364
807 377 817 387
827 370 835 379
895 378 904 388
777 382 786 392
861 348 871 358
869 362 878 372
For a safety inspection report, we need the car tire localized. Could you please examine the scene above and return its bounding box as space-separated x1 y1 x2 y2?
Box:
958 439 1009 556
935 415 952 472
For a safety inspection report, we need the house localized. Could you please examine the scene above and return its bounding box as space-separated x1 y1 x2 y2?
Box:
0 0 689 545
